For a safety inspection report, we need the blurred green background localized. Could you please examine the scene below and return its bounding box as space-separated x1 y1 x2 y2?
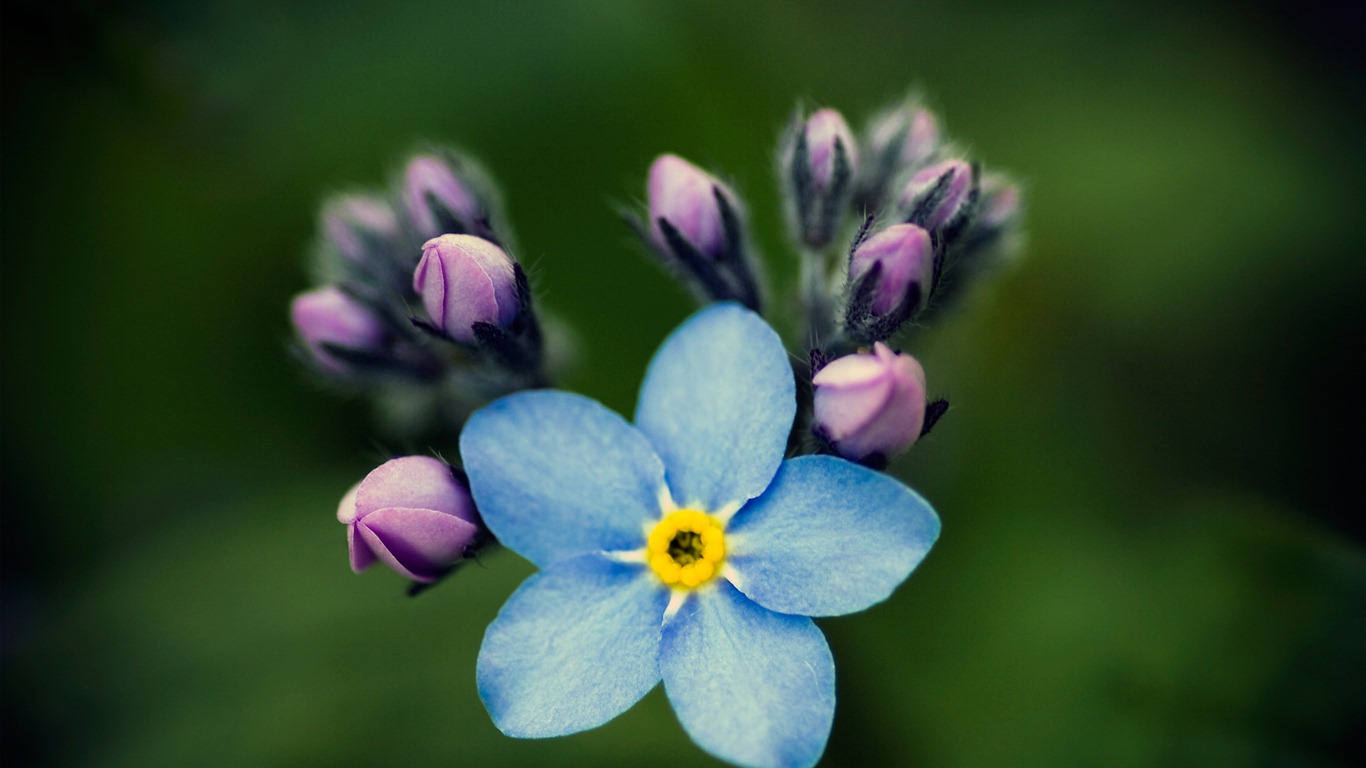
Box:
3 0 1362 765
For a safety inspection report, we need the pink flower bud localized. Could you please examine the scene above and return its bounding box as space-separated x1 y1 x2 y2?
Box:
802 108 859 190
290 286 387 373
978 174 1021 229
812 343 928 462
402 154 483 238
647 154 735 258
899 159 975 232
849 223 934 317
869 106 939 168
338 456 482 583
321 194 399 264
413 234 519 344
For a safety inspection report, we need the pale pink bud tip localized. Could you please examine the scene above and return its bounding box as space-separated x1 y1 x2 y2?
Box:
812 343 928 462
803 108 859 190
339 456 482 583
290 286 387 373
403 155 482 237
849 223 934 316
647 154 733 258
869 106 939 167
413 234 519 344
980 176 1021 228
900 159 974 232
322 195 399 264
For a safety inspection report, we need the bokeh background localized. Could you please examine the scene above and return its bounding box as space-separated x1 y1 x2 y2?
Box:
3 0 1362 765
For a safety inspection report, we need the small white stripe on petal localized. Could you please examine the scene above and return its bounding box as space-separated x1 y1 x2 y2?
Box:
604 549 648 564
664 589 689 620
721 563 743 591
657 485 678 514
714 500 744 524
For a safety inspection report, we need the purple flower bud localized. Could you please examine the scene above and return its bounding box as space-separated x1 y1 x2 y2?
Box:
849 223 934 316
402 154 483 238
413 234 519 344
322 194 399 264
782 108 859 248
290 286 387 373
899 159 976 233
856 104 942 214
978 174 1021 229
869 106 939 168
647 154 735 258
802 108 859 190
338 456 482 583
812 343 928 462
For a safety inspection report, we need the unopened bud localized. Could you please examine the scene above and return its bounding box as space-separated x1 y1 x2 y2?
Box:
869 106 939 169
322 194 400 265
856 104 942 213
977 174 1021 230
647 154 735 259
950 173 1025 274
784 108 858 248
898 159 977 235
402 154 484 238
849 223 934 317
812 343 928 464
338 456 482 583
413 234 519 344
636 155 761 311
801 108 859 192
290 286 387 373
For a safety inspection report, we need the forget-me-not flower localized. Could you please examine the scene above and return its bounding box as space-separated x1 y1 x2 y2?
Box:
459 303 940 768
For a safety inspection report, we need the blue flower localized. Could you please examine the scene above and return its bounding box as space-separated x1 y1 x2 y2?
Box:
460 303 940 768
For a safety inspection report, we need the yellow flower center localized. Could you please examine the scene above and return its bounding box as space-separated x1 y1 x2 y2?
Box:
647 509 725 589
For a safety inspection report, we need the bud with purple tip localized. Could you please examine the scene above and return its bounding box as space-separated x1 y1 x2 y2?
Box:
898 159 978 238
783 108 859 248
290 286 388 373
641 154 760 310
321 194 400 266
338 456 483 583
976 174 1022 232
800 108 859 192
931 173 1024 312
812 343 928 465
846 223 935 339
648 154 734 258
958 173 1022 259
856 102 941 212
402 153 487 239
869 106 939 170
413 234 520 344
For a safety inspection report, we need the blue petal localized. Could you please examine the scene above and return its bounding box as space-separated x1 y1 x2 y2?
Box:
634 303 795 513
661 582 834 768
461 391 666 568
477 555 668 737
726 455 940 617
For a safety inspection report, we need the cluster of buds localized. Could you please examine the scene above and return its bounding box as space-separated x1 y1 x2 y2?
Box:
785 98 1018 465
291 150 553 587
850 99 1023 334
289 149 547 430
300 91 1022 589
620 98 1021 468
